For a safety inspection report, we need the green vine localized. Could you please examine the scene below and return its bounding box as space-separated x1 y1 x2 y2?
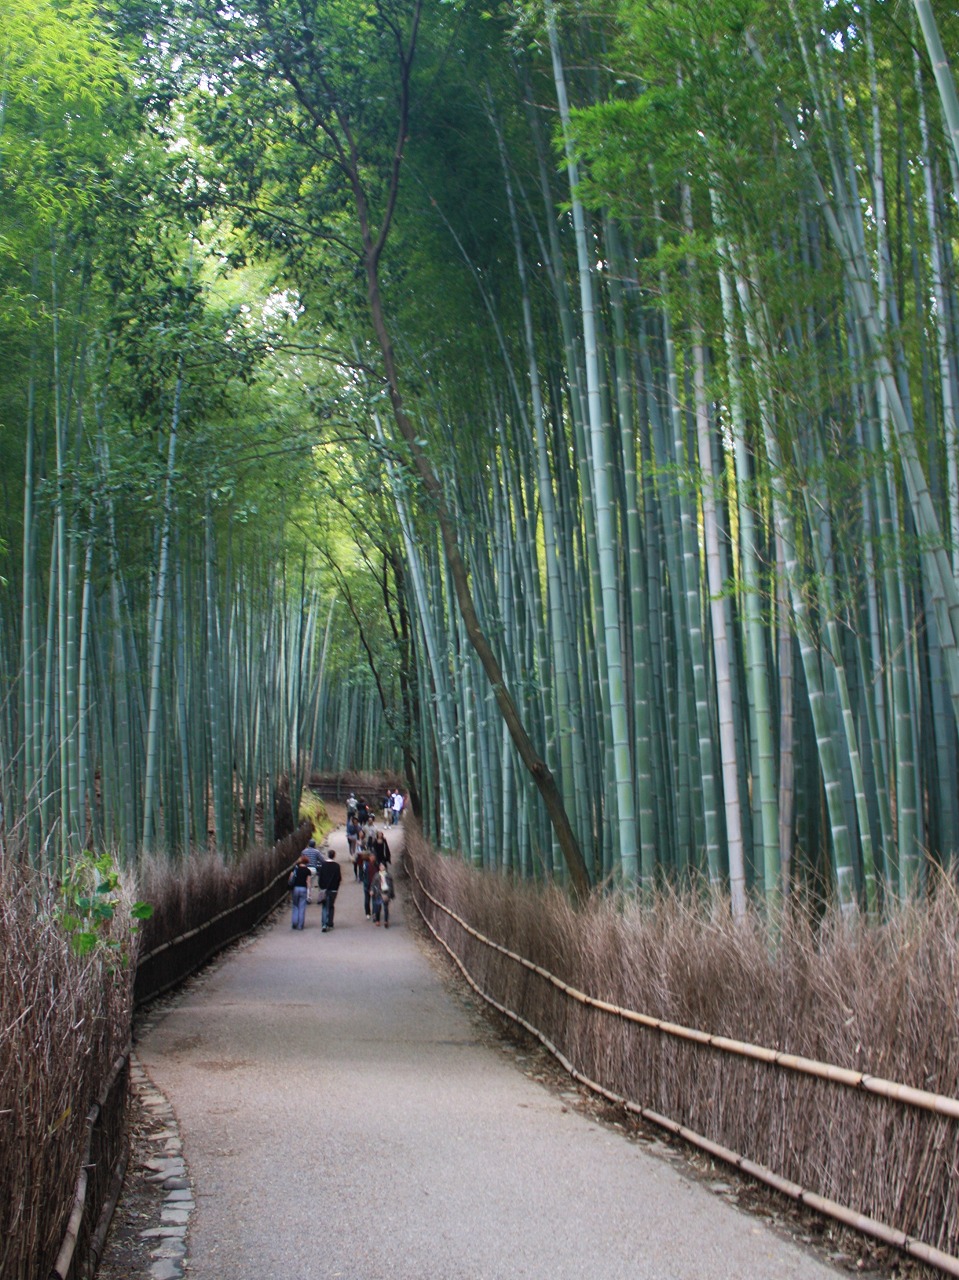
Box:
57 851 153 962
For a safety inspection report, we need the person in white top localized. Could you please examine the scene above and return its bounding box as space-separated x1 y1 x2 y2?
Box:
371 863 394 927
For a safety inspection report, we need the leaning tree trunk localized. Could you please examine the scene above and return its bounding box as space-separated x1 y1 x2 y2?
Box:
338 4 591 896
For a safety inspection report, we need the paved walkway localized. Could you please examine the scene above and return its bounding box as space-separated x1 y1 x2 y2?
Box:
136 824 847 1279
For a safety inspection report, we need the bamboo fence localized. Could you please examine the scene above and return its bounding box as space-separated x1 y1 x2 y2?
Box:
407 847 959 1276
134 823 312 1006
38 822 313 1279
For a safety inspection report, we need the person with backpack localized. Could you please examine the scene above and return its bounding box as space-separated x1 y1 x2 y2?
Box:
317 849 342 932
371 862 395 927
288 855 311 930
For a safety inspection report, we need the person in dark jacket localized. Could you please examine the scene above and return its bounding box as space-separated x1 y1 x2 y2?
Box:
360 852 377 919
370 829 391 867
317 850 342 932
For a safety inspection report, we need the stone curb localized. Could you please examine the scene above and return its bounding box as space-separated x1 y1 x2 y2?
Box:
129 1056 194 1280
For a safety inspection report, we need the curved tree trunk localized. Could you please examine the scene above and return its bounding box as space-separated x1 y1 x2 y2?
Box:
335 3 591 896
367 272 591 895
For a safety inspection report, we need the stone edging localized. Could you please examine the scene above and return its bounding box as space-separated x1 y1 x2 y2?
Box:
129 1056 194 1280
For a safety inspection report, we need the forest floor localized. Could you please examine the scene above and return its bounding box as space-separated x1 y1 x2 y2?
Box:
98 816 924 1280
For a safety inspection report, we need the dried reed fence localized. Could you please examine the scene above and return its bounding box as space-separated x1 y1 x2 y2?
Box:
0 848 133 1280
404 826 959 1276
48 1049 132 1280
134 821 313 1006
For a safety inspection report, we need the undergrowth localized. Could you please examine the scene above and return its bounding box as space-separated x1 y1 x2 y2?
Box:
0 842 134 1279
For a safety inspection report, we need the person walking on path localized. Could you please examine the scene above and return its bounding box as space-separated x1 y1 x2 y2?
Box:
346 817 359 875
305 837 323 903
391 790 404 824
370 828 391 867
288 855 311 930
317 849 341 931
362 815 376 851
360 852 377 920
371 861 394 927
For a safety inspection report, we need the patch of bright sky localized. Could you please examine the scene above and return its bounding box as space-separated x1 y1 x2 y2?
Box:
261 290 303 325
822 0 860 51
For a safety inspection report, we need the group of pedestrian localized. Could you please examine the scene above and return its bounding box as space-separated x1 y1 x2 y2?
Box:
345 790 404 874
289 814 395 932
347 788 404 827
289 837 342 932
383 789 404 825
345 793 367 871
358 829 394 926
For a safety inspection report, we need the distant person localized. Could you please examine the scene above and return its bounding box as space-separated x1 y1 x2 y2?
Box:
371 861 395 927
317 849 341 932
288 855 311 930
360 852 377 920
382 791 392 821
391 790 404 825
362 816 376 851
370 829 391 867
346 791 358 818
305 837 323 903
356 797 370 825
346 816 359 873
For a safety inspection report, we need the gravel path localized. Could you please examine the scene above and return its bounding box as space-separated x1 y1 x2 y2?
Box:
136 824 847 1280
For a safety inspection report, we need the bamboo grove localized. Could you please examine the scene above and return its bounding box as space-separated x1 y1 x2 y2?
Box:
4 0 959 911
0 0 394 869
317 0 959 909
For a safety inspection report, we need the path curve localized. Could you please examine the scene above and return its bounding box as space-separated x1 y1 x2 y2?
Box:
137 824 847 1279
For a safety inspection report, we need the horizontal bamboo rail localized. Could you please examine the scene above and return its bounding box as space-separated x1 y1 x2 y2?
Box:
137 864 290 962
413 870 959 1120
137 824 314 967
408 859 959 1278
